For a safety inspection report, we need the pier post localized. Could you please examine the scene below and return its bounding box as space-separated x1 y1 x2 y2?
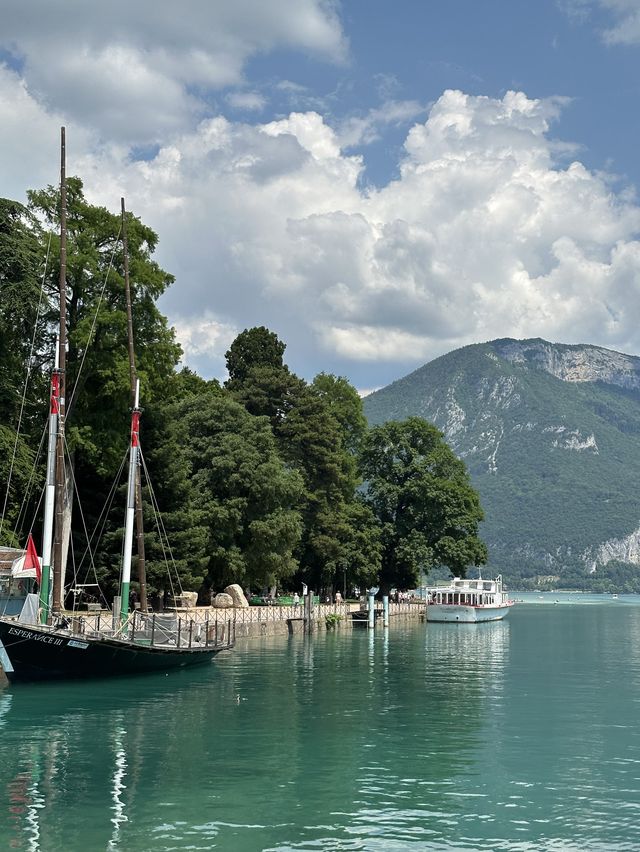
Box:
367 592 375 629
383 594 389 628
304 590 314 634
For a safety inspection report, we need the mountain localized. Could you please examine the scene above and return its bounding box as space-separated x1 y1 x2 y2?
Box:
363 338 640 590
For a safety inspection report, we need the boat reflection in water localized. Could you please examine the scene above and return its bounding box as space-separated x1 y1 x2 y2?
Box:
0 622 516 851
0 667 240 850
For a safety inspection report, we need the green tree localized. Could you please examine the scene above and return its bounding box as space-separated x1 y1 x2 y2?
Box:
126 372 224 600
226 327 302 427
0 199 49 423
0 199 47 544
277 384 364 591
176 391 304 594
359 417 487 591
311 372 368 454
225 327 379 594
28 178 181 474
306 499 382 597
226 326 286 388
23 179 183 599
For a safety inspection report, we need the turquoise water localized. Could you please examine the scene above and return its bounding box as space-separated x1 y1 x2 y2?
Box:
1 601 639 851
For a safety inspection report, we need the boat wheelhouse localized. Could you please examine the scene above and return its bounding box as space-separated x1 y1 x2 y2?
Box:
426 575 513 623
0 547 32 617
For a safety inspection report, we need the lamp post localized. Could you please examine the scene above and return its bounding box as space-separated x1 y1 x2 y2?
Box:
342 562 347 601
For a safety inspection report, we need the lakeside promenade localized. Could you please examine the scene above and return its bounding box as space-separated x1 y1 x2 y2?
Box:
0 599 426 682
211 598 425 637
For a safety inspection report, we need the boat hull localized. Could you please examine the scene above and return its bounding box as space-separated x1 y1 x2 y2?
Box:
0 619 231 682
426 604 511 623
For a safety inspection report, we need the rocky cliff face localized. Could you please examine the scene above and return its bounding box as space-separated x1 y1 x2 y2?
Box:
364 338 640 583
494 338 640 390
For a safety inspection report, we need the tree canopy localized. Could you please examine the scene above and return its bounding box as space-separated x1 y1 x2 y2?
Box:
225 326 286 389
28 178 181 475
359 417 487 591
175 391 303 593
0 177 487 602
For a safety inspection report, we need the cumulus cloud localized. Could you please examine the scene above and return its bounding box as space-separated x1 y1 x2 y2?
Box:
0 66 96 200
0 0 347 144
3 70 640 386
337 100 427 149
122 88 640 377
172 313 239 377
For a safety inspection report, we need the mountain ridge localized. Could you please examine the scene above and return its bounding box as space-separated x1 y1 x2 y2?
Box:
363 338 640 590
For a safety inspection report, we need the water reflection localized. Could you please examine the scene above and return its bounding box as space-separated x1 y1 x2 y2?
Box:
0 623 512 850
0 611 637 851
0 692 12 730
0 666 237 850
338 620 511 848
107 719 128 851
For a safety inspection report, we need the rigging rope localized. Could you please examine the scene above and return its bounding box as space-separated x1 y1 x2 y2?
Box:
139 450 184 600
13 423 47 537
0 230 53 542
67 440 127 611
67 223 122 414
140 448 184 597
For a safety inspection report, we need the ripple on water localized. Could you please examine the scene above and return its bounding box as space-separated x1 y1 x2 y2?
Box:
0 610 639 850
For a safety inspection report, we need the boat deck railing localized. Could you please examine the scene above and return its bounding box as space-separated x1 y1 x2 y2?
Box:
64 611 235 650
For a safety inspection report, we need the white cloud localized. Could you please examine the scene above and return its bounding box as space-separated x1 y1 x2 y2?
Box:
226 91 267 112
0 66 97 201
4 69 640 384
172 313 238 376
336 99 427 149
262 112 343 160
600 0 640 43
320 325 436 361
1 0 347 145
561 0 640 44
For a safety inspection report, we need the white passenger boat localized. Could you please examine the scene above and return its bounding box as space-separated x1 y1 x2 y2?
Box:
426 575 513 623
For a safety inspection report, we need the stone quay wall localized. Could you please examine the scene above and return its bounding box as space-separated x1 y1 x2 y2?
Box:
184 600 426 639
0 602 426 683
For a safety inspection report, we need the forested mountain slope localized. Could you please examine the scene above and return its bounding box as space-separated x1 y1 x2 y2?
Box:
364 338 640 589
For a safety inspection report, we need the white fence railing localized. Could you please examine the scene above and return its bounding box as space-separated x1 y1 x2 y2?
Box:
71 599 424 633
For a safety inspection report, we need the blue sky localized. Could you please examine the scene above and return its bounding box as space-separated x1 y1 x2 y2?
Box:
2 0 640 391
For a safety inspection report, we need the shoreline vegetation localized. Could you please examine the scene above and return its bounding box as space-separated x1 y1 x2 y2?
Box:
5 178 634 600
0 186 487 611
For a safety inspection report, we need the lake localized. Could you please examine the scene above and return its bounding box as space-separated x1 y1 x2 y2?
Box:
1 599 639 850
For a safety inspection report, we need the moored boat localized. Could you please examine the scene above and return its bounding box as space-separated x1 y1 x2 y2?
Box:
425 575 513 623
0 611 233 682
0 129 234 682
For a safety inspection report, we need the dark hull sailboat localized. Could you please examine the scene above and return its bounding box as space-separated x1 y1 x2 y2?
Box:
0 617 233 683
0 128 235 683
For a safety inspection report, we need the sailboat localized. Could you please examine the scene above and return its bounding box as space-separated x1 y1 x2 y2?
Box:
0 129 234 682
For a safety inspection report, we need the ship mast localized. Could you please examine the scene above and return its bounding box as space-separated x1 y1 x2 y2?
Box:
120 379 141 625
121 198 148 612
38 342 59 624
51 127 67 619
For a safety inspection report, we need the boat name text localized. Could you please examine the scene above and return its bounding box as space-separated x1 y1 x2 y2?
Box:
8 627 64 646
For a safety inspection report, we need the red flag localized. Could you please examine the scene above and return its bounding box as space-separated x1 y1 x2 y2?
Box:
24 534 41 584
